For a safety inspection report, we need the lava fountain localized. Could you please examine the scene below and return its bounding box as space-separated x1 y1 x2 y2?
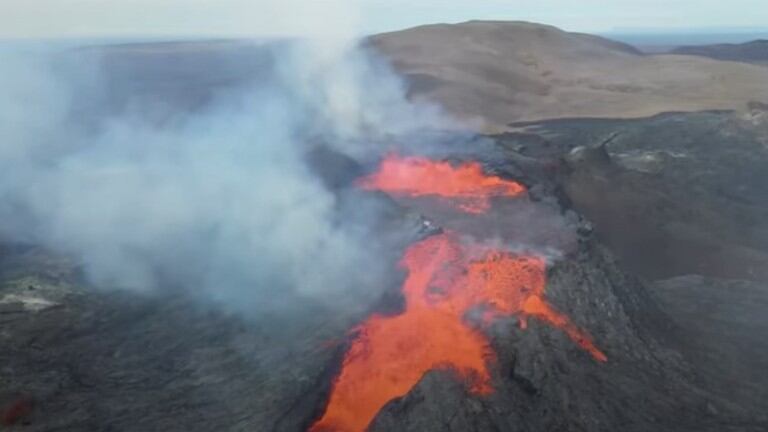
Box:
310 155 606 432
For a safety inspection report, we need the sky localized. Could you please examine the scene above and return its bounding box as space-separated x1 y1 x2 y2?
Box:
2 0 768 39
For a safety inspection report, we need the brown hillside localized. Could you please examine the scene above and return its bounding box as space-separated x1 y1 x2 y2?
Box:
371 21 768 131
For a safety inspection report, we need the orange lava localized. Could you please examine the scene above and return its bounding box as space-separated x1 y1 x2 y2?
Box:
310 234 606 432
356 154 526 214
310 156 605 432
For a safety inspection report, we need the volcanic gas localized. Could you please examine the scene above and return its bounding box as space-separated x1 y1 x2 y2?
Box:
311 156 605 432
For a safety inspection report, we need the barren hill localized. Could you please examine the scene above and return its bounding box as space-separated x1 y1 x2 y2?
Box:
370 21 768 130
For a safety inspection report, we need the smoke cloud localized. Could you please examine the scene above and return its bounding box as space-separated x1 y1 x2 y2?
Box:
0 4 576 320
0 27 445 315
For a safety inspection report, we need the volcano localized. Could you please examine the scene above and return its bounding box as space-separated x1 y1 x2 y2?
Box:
311 156 605 431
2 21 768 432
301 149 758 432
2 138 765 432
3 140 765 432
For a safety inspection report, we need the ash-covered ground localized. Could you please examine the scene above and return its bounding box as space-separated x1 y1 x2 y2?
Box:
3 109 768 431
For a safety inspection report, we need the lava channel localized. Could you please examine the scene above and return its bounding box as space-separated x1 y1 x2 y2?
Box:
356 154 526 214
310 156 606 432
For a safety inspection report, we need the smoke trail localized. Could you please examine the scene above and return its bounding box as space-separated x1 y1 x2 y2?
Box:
0 24 445 314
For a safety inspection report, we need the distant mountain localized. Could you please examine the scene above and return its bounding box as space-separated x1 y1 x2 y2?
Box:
671 39 768 64
371 21 768 130
600 32 768 54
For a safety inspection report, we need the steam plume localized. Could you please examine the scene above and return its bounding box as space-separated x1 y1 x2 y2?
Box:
0 27 441 314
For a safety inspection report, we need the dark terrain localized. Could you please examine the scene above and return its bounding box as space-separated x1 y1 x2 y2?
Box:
503 109 768 282
3 21 768 432
4 109 768 431
671 39 768 64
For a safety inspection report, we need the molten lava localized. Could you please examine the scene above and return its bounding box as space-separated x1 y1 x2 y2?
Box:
311 233 605 432
310 156 605 432
356 154 526 214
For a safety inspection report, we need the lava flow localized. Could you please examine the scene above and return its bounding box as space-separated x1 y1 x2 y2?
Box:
356 154 525 214
310 156 606 432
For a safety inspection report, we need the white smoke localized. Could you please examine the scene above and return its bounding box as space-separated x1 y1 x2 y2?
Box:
0 17 445 314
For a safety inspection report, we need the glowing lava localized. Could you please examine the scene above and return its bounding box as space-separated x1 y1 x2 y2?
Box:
311 233 606 432
310 156 606 432
356 154 526 214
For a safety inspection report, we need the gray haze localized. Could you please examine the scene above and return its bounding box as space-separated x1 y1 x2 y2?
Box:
0 39 444 313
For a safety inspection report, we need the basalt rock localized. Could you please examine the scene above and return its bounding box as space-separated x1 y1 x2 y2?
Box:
1 129 766 432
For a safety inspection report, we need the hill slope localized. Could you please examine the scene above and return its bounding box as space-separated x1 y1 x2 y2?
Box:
370 21 768 130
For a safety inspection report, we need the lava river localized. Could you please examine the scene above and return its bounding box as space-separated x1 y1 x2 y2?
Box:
356 154 526 214
310 155 606 432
